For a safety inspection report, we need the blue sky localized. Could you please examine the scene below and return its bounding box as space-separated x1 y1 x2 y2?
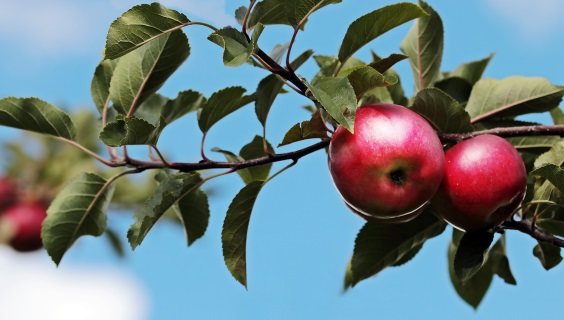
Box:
0 1 563 319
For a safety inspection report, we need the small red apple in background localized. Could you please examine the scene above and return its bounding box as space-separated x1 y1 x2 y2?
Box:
328 103 445 221
431 134 527 232
0 177 18 211
1 201 47 252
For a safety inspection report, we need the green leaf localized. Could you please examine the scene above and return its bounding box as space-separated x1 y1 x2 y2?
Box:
285 0 342 28
488 234 517 285
537 206 564 237
255 50 314 127
99 116 165 147
235 6 248 26
534 140 564 168
279 110 329 147
453 231 494 282
400 1 443 91
531 163 564 194
448 229 493 309
359 87 394 106
110 30 190 115
343 259 354 291
533 242 562 270
466 76 564 123
410 88 473 133
391 244 423 267
214 136 274 184
128 172 203 249
385 69 409 106
174 188 210 246
239 136 275 182
449 54 494 85
105 227 126 258
303 77 357 133
349 209 446 286
91 59 119 114
551 107 564 125
198 86 250 134
0 97 77 141
208 25 264 67
104 3 190 60
222 180 265 287
347 66 397 100
42 173 115 265
248 0 291 29
506 136 561 152
133 93 170 125
161 90 206 125
434 77 473 103
369 53 408 74
339 3 428 64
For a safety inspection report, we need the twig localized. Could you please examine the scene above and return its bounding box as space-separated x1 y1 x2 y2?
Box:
439 125 564 143
500 219 564 248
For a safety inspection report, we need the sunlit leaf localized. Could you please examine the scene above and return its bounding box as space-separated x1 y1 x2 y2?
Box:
248 0 290 29
105 3 190 59
285 0 342 28
531 164 564 195
339 3 428 64
400 1 443 91
347 66 397 100
466 76 564 123
91 59 119 114
109 30 190 115
100 116 165 147
303 77 357 133
0 97 77 141
42 173 115 265
208 25 264 67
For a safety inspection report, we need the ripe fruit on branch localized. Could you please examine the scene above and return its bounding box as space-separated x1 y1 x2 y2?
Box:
0 177 18 211
1 202 47 252
328 103 445 221
431 134 527 232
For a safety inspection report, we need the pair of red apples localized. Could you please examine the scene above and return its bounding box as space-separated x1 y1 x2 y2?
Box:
328 103 527 232
0 178 47 252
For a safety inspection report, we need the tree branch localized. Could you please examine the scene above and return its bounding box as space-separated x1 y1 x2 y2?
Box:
439 125 564 143
124 138 330 172
500 219 564 248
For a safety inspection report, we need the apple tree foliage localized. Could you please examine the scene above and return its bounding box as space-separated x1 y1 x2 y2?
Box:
1 0 564 308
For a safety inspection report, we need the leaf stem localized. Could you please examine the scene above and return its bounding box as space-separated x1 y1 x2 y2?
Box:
439 125 564 143
56 137 120 167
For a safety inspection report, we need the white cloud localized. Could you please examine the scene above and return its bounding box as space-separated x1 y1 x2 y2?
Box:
0 247 150 320
485 0 564 41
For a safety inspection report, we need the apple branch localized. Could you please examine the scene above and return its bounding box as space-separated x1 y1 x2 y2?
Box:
439 125 564 143
500 219 564 248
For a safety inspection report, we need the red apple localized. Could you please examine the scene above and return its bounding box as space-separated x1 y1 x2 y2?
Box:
328 103 445 220
431 134 527 232
1 202 47 252
0 177 18 212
